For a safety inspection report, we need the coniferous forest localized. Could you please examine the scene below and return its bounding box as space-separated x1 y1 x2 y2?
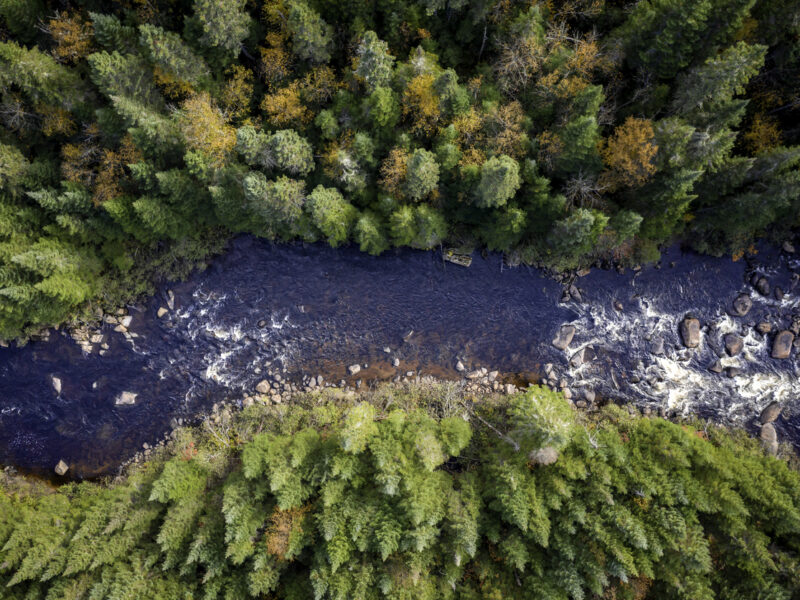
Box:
2 383 800 599
1 0 799 338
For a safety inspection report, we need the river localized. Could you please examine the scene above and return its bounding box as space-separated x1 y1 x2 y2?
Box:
1 236 799 477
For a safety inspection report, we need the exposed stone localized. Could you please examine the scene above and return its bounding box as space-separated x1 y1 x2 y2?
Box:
54 460 69 476
392 358 400 367
505 383 517 394
115 391 138 405
257 319 267 328
347 364 361 375
167 290 175 310
708 360 723 374
552 325 576 350
569 348 585 368
383 347 391 353
562 388 572 400
772 330 794 359
488 370 498 381
569 284 582 302
650 337 665 355
51 376 62 394
255 380 271 394
466 369 483 380
583 389 596 403
157 307 168 318
90 333 103 344
724 333 744 356
679 317 701 348
783 240 795 254
455 360 465 372
755 276 770 296
756 322 772 335
614 300 623 311
529 446 559 466
760 401 782 425
119 315 133 328
726 367 741 378
113 325 127 333
733 294 752 316
760 422 778 444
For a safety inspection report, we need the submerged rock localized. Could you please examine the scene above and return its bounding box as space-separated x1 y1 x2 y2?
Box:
760 401 782 424
552 325 576 350
679 317 701 348
733 294 752 316
756 322 772 335
54 460 69 476
772 330 794 359
115 391 138 406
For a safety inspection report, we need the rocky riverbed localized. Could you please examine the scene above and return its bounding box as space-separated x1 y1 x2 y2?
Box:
2 236 800 477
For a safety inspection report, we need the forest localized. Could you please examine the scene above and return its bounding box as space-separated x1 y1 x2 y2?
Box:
1 0 799 338
2 383 800 599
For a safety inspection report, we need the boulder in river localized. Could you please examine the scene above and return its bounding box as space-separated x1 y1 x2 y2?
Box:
157 307 168 318
569 348 585 368
755 276 770 296
760 422 778 443
119 315 133 328
348 364 361 375
775 286 785 301
756 322 772 335
708 360 723 373
679 317 701 348
760 423 779 455
771 330 794 359
54 460 69 476
724 333 744 356
552 325 576 350
760 401 782 424
732 294 752 316
255 380 271 394
650 337 665 355
115 391 138 405
51 375 62 394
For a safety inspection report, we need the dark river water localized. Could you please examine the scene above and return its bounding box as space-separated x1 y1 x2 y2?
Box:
2 236 800 477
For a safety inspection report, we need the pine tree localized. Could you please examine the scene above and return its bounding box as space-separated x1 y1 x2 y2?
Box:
192 0 253 56
288 1 334 65
355 32 395 92
307 185 357 247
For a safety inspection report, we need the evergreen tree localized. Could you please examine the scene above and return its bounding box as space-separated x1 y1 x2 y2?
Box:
474 155 521 208
288 1 334 65
404 149 439 201
192 0 252 56
307 185 357 247
355 31 395 92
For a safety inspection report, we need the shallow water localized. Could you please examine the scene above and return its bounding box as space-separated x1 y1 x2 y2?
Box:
1 237 799 477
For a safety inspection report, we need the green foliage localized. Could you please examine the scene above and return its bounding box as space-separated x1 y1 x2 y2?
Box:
474 155 521 208
355 32 395 91
192 0 252 56
2 383 800 598
307 185 357 247
0 0 798 338
404 149 439 201
288 0 334 65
